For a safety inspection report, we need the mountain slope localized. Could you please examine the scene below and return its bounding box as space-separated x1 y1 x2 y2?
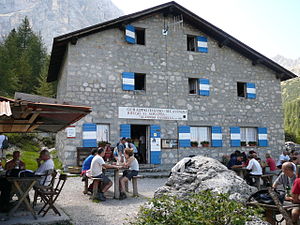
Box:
273 55 300 76
0 0 123 51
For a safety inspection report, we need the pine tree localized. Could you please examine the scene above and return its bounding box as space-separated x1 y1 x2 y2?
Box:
35 57 55 97
0 17 53 97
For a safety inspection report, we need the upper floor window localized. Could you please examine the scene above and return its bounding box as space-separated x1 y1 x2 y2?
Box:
188 78 198 94
187 35 208 53
237 82 256 99
122 72 145 91
125 25 145 45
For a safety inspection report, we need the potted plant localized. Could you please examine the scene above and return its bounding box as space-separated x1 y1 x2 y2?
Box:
248 141 257 146
241 141 247 146
200 141 209 147
190 141 199 147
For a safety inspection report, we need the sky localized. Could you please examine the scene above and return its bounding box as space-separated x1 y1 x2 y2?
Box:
111 0 300 60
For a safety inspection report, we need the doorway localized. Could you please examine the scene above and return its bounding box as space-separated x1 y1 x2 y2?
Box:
131 125 147 164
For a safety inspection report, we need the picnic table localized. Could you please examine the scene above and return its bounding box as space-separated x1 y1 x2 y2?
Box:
247 201 300 225
7 176 40 219
232 167 248 178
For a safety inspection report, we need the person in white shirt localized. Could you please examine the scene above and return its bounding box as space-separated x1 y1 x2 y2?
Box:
277 151 290 169
245 154 262 186
35 149 54 185
90 148 120 201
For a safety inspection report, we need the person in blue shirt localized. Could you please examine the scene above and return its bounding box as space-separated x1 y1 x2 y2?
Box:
81 148 98 173
227 154 244 169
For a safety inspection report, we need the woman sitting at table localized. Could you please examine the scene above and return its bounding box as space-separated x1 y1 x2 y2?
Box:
119 148 139 200
5 150 25 170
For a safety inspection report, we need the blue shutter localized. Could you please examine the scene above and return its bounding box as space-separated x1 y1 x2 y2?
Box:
258 127 268 147
125 25 136 44
122 72 135 91
120 124 131 138
230 127 240 147
197 36 208 53
246 83 256 99
178 126 191 147
82 123 97 147
198 78 210 96
211 126 222 147
150 125 161 164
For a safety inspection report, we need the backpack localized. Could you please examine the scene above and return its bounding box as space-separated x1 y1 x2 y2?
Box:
247 189 285 205
2 136 8 149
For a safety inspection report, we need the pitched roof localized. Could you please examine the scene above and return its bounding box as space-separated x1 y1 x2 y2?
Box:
47 1 297 82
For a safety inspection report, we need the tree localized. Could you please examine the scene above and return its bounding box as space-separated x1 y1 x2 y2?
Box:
0 17 54 97
35 57 55 97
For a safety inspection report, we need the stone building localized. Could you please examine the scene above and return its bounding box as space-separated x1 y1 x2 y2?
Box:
47 2 296 168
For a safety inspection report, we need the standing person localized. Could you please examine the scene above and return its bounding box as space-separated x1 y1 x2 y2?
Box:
0 133 8 159
90 148 120 201
277 150 290 169
5 150 25 170
273 162 296 189
245 154 263 186
35 149 55 185
119 148 139 200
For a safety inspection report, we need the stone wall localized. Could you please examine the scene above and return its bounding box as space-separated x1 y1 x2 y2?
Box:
55 13 285 168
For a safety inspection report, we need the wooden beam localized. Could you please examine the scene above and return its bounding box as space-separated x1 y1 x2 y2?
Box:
27 123 42 132
252 58 263 66
20 108 33 119
23 109 41 131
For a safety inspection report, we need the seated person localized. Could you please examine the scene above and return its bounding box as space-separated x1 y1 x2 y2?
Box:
35 149 55 185
273 162 296 189
227 153 244 169
286 177 300 224
264 153 277 174
244 154 262 186
119 148 139 200
81 148 98 174
5 150 25 170
90 148 120 201
277 150 290 169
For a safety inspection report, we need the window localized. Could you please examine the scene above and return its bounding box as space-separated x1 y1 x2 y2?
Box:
187 35 197 51
240 127 257 146
237 82 246 97
96 124 109 142
134 73 145 90
188 78 198 94
135 28 145 45
190 127 211 147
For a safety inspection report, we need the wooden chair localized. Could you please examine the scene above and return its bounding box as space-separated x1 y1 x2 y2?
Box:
37 174 67 217
32 169 57 208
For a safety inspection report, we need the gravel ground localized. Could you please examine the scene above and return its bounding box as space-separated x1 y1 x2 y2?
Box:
56 176 167 225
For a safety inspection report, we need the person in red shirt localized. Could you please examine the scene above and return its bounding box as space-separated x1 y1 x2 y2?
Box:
287 178 300 223
264 153 277 173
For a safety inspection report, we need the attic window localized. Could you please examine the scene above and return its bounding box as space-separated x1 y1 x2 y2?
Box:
187 35 197 51
135 28 145 45
237 82 246 97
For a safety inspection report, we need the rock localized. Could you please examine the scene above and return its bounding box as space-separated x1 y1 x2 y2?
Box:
155 155 257 202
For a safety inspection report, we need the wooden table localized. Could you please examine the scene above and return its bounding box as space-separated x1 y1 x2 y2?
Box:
7 177 40 219
232 167 248 178
104 168 121 199
247 201 300 225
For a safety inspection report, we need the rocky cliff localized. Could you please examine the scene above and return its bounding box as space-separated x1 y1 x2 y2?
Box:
273 55 300 76
0 0 123 51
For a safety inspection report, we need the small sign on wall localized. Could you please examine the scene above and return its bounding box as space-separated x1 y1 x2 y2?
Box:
66 126 76 138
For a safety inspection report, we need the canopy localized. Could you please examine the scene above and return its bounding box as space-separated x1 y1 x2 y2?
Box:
0 95 91 133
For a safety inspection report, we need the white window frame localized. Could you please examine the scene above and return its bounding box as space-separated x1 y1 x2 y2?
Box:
190 126 211 146
240 127 257 145
96 124 110 142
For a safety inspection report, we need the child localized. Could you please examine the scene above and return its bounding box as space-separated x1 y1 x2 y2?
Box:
119 148 139 199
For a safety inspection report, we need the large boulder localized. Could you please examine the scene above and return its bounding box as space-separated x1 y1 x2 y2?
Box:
155 155 257 202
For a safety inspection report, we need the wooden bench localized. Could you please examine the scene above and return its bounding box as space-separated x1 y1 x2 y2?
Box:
83 176 103 200
249 174 276 190
123 175 142 197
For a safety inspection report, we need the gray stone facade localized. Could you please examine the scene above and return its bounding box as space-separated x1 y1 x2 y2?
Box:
54 13 285 168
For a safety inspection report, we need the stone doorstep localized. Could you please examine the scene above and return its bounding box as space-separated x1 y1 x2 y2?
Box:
0 206 71 225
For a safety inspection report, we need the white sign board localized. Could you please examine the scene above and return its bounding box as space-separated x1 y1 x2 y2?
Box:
151 138 161 151
66 126 76 138
118 107 188 121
